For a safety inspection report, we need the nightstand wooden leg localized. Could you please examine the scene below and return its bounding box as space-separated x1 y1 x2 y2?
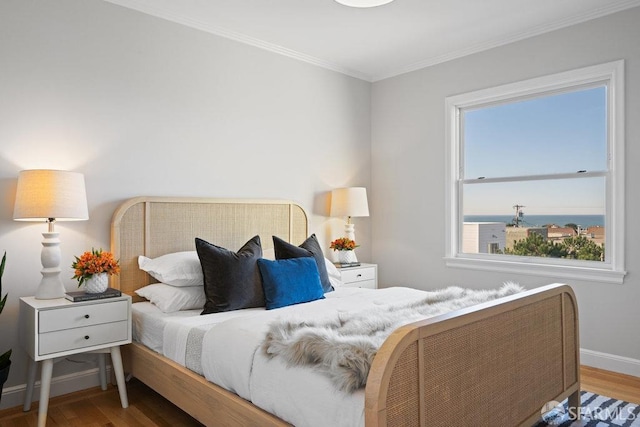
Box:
110 346 128 408
98 353 107 391
37 358 53 427
23 358 37 411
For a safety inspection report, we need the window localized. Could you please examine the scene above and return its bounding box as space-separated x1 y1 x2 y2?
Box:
445 61 625 284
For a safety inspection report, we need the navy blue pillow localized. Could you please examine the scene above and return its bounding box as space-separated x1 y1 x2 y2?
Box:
196 236 264 314
273 234 333 293
257 257 325 310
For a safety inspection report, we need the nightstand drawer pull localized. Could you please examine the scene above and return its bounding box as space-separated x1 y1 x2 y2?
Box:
84 335 90 340
39 300 128 333
357 274 362 277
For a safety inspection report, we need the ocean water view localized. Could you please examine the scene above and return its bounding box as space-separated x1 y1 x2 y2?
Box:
464 214 604 228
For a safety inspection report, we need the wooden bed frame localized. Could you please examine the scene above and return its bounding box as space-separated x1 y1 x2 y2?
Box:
111 196 580 427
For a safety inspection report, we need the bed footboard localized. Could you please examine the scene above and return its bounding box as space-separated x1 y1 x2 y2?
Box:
364 283 579 427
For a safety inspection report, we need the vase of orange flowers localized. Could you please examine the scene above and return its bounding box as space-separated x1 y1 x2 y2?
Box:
72 248 120 293
84 273 109 293
330 237 359 264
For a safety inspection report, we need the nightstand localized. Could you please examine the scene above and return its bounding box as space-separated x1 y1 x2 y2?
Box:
19 295 132 427
338 263 378 289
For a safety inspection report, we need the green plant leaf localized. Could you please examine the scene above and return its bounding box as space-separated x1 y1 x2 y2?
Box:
0 252 10 364
0 251 5 297
0 252 5 315
0 349 11 368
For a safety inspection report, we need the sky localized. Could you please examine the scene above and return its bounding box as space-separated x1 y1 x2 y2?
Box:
462 85 607 215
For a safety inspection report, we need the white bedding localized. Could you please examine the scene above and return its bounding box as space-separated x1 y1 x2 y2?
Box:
132 301 199 354
132 302 264 373
132 286 432 427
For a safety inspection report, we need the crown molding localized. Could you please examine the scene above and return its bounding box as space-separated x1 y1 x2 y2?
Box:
102 0 373 82
103 0 640 83
373 0 640 81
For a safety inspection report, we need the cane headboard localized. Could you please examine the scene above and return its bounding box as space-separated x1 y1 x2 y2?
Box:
110 197 308 296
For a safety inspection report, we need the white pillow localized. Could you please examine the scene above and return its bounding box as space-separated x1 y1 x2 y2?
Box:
324 257 343 288
138 251 203 287
135 283 205 313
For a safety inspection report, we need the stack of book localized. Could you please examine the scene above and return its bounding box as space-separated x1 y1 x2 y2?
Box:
334 262 361 268
65 287 122 302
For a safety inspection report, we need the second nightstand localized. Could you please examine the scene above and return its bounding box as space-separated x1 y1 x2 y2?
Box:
19 295 132 427
338 263 378 289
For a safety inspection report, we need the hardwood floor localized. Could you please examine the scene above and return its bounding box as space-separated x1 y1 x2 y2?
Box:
581 365 640 404
0 366 638 426
0 379 203 427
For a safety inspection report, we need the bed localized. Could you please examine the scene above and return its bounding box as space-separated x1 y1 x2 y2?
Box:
110 196 580 427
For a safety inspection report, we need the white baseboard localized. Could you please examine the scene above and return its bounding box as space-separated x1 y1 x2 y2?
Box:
581 348 640 378
0 366 112 411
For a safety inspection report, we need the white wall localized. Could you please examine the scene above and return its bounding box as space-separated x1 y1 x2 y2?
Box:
372 7 640 374
0 0 371 407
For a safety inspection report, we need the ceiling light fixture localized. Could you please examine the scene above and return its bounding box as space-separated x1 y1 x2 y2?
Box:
335 0 395 8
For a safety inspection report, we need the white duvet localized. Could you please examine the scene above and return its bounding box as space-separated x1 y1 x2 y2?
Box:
133 286 433 426
201 286 430 427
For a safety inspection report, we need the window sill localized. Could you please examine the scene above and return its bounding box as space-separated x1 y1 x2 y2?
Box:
444 256 626 285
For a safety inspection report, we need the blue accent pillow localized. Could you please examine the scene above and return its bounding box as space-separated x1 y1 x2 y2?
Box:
257 257 325 310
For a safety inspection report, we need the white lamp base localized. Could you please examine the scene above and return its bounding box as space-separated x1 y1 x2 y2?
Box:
343 223 358 263
35 231 66 299
344 223 356 241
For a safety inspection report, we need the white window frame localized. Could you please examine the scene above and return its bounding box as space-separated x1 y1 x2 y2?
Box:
444 60 626 284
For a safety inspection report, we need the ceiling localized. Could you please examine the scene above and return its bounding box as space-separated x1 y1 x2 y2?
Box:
102 0 640 82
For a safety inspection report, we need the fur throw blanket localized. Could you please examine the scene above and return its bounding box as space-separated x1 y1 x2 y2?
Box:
261 283 524 393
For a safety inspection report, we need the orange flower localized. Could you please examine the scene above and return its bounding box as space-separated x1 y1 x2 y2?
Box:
71 248 120 287
330 237 359 251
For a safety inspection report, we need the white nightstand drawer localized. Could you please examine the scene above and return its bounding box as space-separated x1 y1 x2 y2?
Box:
340 267 376 283
39 320 129 355
342 279 376 289
39 300 129 333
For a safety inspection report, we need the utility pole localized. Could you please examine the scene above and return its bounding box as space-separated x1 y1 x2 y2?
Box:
513 204 525 227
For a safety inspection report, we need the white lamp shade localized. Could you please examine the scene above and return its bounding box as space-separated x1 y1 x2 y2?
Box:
335 0 394 7
13 170 89 221
331 187 369 218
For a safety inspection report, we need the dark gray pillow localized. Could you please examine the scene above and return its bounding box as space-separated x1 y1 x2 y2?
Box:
272 234 333 293
196 236 264 314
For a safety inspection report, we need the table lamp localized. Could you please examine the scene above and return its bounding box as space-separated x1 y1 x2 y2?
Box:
330 187 369 243
13 170 89 299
